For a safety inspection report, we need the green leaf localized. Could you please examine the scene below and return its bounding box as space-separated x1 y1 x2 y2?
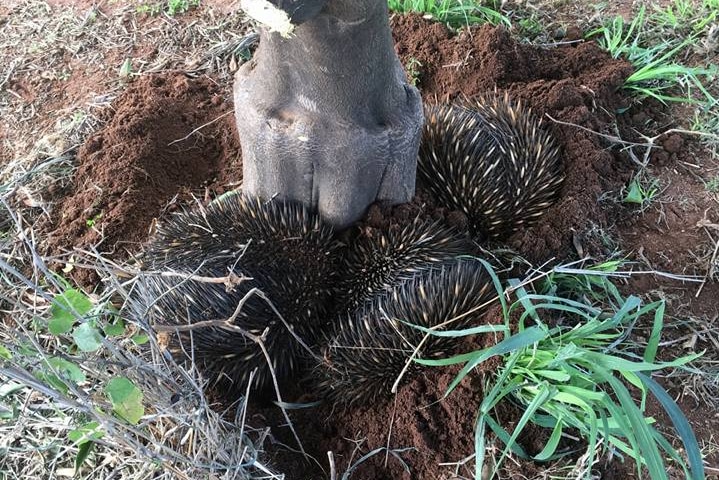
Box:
46 357 86 384
49 289 93 335
119 58 132 78
534 419 563 461
624 179 646 204
644 301 665 363
638 373 704 480
0 403 15 420
103 318 126 337
0 345 11 360
604 374 667 480
132 333 149 345
444 326 549 396
68 421 104 445
75 442 94 470
493 382 554 475
105 377 144 425
73 323 103 352
36 372 69 395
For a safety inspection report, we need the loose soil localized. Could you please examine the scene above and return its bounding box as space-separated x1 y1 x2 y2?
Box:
40 12 718 480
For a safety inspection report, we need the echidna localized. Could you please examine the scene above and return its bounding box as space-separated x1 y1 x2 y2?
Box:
125 194 341 393
335 218 473 312
418 94 563 240
315 258 496 407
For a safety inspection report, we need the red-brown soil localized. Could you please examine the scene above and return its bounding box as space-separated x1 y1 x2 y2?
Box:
46 72 241 257
43 13 718 480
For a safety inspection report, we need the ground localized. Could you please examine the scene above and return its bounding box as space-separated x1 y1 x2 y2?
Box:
0 1 718 479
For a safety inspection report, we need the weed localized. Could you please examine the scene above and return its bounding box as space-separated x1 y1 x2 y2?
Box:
387 0 510 28
623 175 660 207
136 0 199 16
705 175 719 193
588 4 717 105
85 212 102 228
405 57 422 86
517 14 543 40
417 260 704 479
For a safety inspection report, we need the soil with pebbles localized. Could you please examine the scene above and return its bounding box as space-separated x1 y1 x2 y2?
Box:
46 14 718 480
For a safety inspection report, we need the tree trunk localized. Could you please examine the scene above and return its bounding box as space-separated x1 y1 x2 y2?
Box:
234 0 423 228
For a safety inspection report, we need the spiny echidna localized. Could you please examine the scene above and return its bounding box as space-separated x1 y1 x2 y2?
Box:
418 94 563 240
315 258 496 407
125 194 341 393
335 218 474 312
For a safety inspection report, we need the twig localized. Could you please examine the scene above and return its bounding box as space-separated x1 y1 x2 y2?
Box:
167 110 232 146
696 215 719 297
384 395 399 468
155 286 310 456
328 451 337 480
546 114 719 169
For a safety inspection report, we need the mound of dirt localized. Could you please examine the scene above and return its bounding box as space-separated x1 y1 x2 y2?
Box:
46 72 241 257
392 16 634 261
46 14 641 479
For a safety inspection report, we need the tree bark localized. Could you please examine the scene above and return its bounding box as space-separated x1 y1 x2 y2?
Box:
234 0 423 228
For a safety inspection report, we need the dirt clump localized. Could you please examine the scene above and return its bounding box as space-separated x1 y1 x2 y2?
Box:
392 15 634 261
46 72 241 259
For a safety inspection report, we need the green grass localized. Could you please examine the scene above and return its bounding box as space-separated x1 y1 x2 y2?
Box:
588 3 718 105
623 174 660 208
135 0 199 16
705 175 719 193
387 0 510 28
416 260 704 479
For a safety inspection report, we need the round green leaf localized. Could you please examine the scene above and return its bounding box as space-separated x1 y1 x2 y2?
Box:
105 377 144 425
49 289 93 335
72 324 103 352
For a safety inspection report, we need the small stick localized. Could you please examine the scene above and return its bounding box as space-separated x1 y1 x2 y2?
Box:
167 111 232 146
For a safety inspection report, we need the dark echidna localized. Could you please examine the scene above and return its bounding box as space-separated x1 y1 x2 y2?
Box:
125 194 341 393
336 218 474 312
418 94 563 240
315 258 496 407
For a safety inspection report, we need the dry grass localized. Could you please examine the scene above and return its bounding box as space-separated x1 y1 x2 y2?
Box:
0 236 281 479
0 2 274 479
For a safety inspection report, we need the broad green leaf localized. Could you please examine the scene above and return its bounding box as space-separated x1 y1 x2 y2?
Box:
0 345 11 360
75 442 94 470
47 357 86 384
49 289 93 335
119 58 132 78
105 377 144 425
103 318 126 337
624 179 646 204
534 419 563 461
132 334 149 345
73 324 103 352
